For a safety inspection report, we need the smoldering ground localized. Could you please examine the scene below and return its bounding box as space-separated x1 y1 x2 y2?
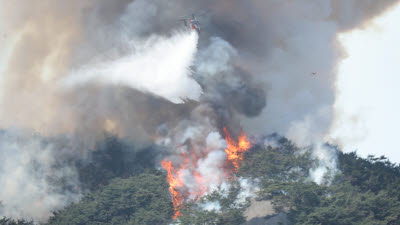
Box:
0 0 398 222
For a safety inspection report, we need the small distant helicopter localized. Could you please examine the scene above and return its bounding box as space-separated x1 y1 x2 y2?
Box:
181 14 201 33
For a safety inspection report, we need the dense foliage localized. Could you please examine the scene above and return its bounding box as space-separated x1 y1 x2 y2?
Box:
239 136 313 181
46 171 173 225
0 218 34 225
4 135 400 225
241 138 400 225
179 182 247 225
76 135 160 190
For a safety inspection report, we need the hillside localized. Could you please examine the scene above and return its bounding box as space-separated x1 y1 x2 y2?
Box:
2 136 399 225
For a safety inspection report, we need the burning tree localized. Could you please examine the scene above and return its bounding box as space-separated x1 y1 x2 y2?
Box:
161 128 251 219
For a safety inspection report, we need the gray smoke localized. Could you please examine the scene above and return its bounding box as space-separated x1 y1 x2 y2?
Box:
0 129 81 222
0 0 398 221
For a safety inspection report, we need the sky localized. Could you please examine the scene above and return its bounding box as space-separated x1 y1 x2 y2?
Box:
328 2 400 163
1 1 400 221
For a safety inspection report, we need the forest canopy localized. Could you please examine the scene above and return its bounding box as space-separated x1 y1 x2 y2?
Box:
2 136 399 225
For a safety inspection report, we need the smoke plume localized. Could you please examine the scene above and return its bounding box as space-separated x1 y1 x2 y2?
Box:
0 130 81 222
0 0 398 221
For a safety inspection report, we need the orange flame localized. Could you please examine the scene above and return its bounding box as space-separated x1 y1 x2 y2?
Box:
193 171 207 197
223 127 251 172
161 128 251 219
161 159 183 219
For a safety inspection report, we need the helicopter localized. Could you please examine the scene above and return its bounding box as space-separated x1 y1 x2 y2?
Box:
181 14 201 33
180 11 210 33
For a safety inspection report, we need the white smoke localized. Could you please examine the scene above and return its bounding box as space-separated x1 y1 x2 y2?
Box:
0 0 398 222
197 177 259 212
235 178 260 205
63 31 202 104
196 150 227 192
159 118 229 198
286 106 332 147
196 37 237 78
0 130 81 222
198 201 221 212
263 137 280 149
286 106 338 185
309 144 338 185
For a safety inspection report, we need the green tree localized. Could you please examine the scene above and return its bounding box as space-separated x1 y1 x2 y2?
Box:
76 135 159 191
179 181 246 225
0 218 34 225
46 171 173 225
257 151 400 225
239 136 313 182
